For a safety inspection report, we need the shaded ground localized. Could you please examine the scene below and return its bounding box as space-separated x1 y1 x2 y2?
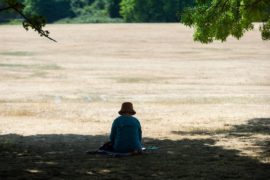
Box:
172 118 270 162
1 133 270 180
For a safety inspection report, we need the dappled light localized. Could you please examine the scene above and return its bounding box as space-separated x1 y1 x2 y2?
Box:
171 118 270 163
0 133 270 179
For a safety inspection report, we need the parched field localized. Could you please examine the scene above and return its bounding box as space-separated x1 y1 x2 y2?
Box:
0 24 270 179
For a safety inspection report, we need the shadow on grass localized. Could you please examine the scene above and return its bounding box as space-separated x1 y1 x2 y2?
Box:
0 132 270 180
172 118 270 163
232 118 270 135
172 118 270 136
232 118 270 159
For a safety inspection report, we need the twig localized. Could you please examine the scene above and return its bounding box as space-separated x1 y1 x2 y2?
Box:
14 7 57 42
1 3 57 42
0 6 13 11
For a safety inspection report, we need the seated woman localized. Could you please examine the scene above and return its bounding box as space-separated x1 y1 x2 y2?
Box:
109 102 142 153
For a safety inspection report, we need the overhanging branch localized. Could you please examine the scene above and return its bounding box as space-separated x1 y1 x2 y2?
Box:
0 1 57 42
12 7 57 42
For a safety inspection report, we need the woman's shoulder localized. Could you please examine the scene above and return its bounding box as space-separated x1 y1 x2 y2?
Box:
132 116 140 121
130 116 141 125
117 115 140 122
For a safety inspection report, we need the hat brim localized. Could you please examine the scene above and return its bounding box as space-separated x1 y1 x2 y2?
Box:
118 110 136 115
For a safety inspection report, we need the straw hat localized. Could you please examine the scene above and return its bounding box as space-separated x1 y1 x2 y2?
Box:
118 102 136 115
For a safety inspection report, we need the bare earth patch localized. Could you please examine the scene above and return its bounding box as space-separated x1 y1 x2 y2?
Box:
0 24 269 179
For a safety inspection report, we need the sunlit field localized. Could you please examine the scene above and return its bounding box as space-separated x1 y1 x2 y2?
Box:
0 24 270 179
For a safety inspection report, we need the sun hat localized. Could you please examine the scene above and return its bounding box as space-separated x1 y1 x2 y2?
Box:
118 102 136 115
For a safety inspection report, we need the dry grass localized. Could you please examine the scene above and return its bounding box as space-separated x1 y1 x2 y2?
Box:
0 24 269 179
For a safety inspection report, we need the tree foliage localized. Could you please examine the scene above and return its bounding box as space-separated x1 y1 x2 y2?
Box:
23 0 74 23
64 0 121 23
182 0 270 43
120 0 194 22
70 0 95 16
109 0 121 18
0 0 56 42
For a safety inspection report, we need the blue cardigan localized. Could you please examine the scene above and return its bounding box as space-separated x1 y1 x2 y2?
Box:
110 115 142 153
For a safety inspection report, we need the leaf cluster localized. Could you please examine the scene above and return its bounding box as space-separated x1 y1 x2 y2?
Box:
182 0 270 43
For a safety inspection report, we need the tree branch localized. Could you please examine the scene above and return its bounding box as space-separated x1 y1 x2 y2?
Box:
205 0 230 21
1 1 57 42
0 6 13 11
12 7 57 42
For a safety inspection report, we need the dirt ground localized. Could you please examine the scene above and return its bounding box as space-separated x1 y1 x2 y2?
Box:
0 24 269 179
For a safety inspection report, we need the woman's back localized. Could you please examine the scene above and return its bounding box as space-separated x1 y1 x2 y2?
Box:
110 115 142 153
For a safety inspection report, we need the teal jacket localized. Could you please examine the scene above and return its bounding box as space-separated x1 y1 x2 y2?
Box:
110 115 142 153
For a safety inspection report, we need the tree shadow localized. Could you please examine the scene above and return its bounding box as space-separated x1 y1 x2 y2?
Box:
232 118 270 135
172 118 270 162
0 133 270 179
232 118 270 159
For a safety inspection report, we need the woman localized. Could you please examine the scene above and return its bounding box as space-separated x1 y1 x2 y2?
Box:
109 102 142 153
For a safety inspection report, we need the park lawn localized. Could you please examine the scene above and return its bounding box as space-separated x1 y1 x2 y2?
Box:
0 24 269 179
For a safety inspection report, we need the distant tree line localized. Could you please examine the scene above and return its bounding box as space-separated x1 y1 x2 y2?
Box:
0 0 194 23
1 0 269 43
120 0 194 22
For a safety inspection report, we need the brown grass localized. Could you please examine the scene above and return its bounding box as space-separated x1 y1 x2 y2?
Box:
0 24 269 179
